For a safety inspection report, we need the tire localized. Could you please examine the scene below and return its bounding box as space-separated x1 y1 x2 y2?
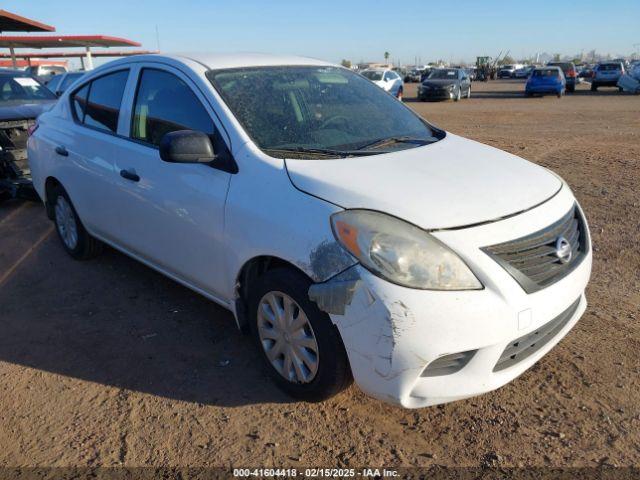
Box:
618 87 623 93
454 88 461 102
466 85 471 98
248 268 352 401
396 88 403 101
51 185 103 260
591 83 598 91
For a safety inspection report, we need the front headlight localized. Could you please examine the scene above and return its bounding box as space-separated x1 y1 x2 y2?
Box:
331 210 482 290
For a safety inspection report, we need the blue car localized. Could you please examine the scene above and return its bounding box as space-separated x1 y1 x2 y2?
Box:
525 67 566 97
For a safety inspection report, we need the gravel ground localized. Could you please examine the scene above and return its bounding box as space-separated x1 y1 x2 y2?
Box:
0 79 638 472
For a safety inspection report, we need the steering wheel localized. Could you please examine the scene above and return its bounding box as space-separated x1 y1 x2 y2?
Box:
319 115 350 130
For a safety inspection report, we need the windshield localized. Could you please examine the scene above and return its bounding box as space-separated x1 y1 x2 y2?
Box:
207 66 440 158
427 69 458 79
361 70 383 81
0 75 56 102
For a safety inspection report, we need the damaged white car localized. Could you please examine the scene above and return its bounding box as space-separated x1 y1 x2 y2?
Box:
27 54 592 408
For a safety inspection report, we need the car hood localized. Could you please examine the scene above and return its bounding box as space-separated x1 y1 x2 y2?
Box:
285 133 562 230
0 100 56 122
422 79 458 87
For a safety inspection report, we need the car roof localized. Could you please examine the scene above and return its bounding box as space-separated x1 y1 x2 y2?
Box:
0 68 31 76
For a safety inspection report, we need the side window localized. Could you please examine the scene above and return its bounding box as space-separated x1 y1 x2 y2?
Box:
71 83 90 122
383 72 392 81
131 69 214 147
83 70 129 133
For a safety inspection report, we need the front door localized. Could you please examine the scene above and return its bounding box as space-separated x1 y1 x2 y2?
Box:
109 66 232 300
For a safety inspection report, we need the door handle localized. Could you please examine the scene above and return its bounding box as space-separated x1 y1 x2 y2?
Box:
54 145 68 157
120 169 140 182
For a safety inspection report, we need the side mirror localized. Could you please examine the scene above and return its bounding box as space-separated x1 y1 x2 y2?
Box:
159 130 216 163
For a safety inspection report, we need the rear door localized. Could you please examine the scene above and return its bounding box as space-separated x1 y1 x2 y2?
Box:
108 64 233 299
52 69 131 241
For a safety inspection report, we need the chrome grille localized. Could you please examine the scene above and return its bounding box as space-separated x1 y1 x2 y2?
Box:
494 297 581 372
482 205 589 293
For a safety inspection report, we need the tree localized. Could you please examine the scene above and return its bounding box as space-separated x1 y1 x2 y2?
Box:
340 59 352 68
553 53 561 61
499 55 515 65
384 51 390 63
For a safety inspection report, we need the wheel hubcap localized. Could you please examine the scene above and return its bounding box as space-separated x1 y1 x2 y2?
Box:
54 196 78 250
257 291 319 384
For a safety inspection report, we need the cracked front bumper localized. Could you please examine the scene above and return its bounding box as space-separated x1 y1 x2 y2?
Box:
329 186 592 408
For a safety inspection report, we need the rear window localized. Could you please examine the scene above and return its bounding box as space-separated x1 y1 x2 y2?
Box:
361 71 383 81
533 69 560 77
548 62 572 72
598 64 621 71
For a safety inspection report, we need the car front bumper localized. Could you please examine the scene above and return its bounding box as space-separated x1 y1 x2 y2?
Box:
328 186 591 408
418 88 455 100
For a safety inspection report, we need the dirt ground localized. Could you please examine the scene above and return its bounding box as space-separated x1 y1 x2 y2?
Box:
0 79 638 472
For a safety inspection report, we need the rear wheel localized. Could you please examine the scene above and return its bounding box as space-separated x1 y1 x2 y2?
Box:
248 268 352 401
51 186 103 260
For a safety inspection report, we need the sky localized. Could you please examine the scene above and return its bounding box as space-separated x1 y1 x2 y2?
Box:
3 0 639 67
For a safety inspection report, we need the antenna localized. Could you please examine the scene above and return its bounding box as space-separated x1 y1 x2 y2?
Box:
155 24 161 52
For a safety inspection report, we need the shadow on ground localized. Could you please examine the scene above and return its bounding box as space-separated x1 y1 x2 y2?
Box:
0 202 293 407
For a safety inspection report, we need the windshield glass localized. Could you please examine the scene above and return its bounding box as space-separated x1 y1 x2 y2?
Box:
360 70 383 81
427 69 458 79
207 66 440 158
0 75 56 102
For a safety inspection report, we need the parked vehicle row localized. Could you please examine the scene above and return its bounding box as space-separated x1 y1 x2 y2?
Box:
27 53 591 408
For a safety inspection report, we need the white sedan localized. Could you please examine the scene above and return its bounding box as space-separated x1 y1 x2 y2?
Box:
360 69 404 100
27 53 591 408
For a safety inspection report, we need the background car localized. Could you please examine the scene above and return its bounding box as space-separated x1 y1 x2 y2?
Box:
591 62 625 91
498 64 517 78
24 65 68 84
525 66 566 97
45 71 85 97
360 69 404 100
418 68 471 101
513 66 534 79
547 62 578 92
404 69 422 83
0 70 57 200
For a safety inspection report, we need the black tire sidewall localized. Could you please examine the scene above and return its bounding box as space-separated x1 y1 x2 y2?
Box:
248 268 351 401
51 186 96 260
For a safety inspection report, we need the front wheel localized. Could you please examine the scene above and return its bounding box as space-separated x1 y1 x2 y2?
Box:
249 268 352 401
51 186 103 260
454 88 461 102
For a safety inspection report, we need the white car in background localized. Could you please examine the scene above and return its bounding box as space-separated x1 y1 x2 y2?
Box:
360 69 404 100
27 53 591 408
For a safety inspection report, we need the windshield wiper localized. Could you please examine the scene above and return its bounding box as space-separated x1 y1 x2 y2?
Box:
354 136 434 151
264 146 377 158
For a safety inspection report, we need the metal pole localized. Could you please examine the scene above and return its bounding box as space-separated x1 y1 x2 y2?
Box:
9 46 17 69
80 56 85 70
85 46 94 70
